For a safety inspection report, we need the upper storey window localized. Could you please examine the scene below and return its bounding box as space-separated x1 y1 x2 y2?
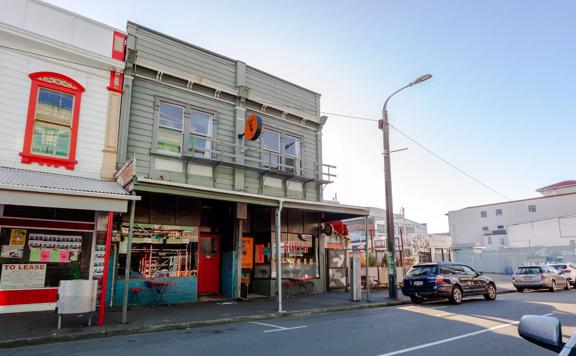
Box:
155 99 214 158
20 72 85 170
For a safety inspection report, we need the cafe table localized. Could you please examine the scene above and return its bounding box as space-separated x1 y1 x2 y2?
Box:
146 280 176 306
289 277 318 296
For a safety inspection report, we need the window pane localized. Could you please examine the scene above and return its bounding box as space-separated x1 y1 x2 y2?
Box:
262 130 280 168
190 111 213 136
284 136 300 157
189 135 211 155
159 102 184 130
31 122 70 158
35 88 74 126
157 127 181 153
261 130 280 152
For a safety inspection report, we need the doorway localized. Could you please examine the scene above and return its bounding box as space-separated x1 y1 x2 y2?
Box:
198 234 220 294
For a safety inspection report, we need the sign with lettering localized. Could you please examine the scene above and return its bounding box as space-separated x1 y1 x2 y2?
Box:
283 241 311 257
0 264 46 289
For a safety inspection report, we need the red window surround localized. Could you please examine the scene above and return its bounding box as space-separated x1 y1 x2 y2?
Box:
107 71 124 93
112 31 126 61
20 72 85 170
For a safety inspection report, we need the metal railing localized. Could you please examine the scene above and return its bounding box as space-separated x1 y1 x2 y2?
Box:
184 135 336 183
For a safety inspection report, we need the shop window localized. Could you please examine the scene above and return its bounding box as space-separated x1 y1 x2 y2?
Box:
0 227 92 288
20 72 85 170
271 233 319 279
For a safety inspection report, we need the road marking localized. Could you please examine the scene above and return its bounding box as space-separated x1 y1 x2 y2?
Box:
264 326 308 333
250 322 285 329
250 322 308 333
377 312 554 356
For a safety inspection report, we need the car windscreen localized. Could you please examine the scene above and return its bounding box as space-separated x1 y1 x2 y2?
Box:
407 266 436 277
516 267 541 274
551 265 566 270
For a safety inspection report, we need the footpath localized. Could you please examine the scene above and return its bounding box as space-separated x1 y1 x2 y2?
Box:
0 273 514 348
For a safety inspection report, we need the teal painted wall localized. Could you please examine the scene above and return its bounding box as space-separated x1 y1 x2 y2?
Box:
112 277 198 306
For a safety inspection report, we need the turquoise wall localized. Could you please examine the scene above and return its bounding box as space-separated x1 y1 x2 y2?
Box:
112 277 198 306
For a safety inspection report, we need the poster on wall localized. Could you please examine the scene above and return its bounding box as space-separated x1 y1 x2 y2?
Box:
1 245 24 258
9 229 27 246
0 264 46 289
242 237 254 269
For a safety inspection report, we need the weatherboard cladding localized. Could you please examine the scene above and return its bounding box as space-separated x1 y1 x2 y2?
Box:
124 24 323 201
0 166 129 195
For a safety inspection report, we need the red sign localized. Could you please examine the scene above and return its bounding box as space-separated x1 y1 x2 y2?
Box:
283 241 310 257
244 114 262 141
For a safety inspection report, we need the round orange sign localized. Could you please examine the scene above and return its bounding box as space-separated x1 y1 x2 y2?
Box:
244 114 262 141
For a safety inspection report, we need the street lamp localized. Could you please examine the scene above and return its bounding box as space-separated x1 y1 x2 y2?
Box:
380 74 431 299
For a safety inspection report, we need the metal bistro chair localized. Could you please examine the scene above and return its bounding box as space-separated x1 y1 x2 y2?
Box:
128 287 143 306
282 279 296 298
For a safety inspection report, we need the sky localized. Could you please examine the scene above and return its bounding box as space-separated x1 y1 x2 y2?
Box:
45 0 576 233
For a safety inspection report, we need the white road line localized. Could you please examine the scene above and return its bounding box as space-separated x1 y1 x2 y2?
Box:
250 322 285 329
377 312 554 356
264 326 308 333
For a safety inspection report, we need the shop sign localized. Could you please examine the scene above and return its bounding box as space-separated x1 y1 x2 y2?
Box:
283 241 310 257
242 114 262 141
242 237 254 269
115 156 136 190
0 264 46 290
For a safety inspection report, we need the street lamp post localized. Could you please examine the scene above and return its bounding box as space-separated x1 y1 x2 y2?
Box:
380 74 431 299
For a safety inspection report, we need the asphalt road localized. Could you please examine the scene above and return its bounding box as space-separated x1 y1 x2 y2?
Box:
5 290 576 356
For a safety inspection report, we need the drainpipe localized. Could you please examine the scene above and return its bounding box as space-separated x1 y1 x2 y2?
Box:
365 215 370 301
275 200 284 313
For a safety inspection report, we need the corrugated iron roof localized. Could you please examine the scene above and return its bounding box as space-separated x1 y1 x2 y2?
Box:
0 166 130 196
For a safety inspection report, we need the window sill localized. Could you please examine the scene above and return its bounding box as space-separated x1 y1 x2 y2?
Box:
20 152 77 170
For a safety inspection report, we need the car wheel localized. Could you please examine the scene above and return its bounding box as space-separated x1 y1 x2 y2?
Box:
516 287 524 293
550 280 557 292
410 295 424 304
484 283 497 300
449 286 463 305
565 280 571 291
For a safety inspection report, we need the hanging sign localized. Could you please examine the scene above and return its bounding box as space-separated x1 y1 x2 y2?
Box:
243 114 262 141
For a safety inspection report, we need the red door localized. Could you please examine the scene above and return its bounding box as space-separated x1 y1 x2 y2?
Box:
198 234 220 294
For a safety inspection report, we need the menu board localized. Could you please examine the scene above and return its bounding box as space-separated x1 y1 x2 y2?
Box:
0 264 46 289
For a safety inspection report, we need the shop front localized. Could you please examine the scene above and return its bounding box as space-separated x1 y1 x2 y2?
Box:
0 168 135 313
109 192 236 306
115 178 369 310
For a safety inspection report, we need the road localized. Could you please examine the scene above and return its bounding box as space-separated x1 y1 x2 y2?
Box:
5 290 576 356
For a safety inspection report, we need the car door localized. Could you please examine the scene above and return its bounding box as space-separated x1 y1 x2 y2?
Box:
452 265 474 295
462 265 486 294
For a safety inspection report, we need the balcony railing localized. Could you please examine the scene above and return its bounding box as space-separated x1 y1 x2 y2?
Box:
183 136 336 184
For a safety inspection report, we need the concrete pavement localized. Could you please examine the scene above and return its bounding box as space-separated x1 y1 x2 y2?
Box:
4 289 574 356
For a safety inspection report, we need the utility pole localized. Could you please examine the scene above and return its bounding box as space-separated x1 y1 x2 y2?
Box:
380 74 431 299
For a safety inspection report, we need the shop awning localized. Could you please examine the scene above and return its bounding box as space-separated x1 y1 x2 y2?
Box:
0 167 138 212
135 177 370 220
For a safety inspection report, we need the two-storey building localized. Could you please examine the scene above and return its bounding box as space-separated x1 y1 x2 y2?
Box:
0 0 136 313
111 23 368 305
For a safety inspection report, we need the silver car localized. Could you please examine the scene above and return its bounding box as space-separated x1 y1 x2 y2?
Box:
549 263 576 286
512 265 570 292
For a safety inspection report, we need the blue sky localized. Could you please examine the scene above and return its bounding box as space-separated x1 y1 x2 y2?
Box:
46 0 576 232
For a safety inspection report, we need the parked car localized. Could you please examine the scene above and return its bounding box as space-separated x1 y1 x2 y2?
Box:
512 265 570 292
401 262 497 305
518 315 576 355
549 263 576 286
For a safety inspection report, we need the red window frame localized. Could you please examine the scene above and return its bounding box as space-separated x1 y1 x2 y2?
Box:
112 31 126 61
20 72 85 170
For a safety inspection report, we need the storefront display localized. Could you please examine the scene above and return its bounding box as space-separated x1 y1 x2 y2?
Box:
117 223 198 279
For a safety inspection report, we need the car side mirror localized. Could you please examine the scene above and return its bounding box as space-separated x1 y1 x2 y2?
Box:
518 315 564 353
477 271 483 276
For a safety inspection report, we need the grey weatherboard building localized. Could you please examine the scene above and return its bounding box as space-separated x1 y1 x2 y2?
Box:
112 22 368 305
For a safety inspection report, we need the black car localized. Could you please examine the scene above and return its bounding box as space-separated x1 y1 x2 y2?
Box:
402 262 497 304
